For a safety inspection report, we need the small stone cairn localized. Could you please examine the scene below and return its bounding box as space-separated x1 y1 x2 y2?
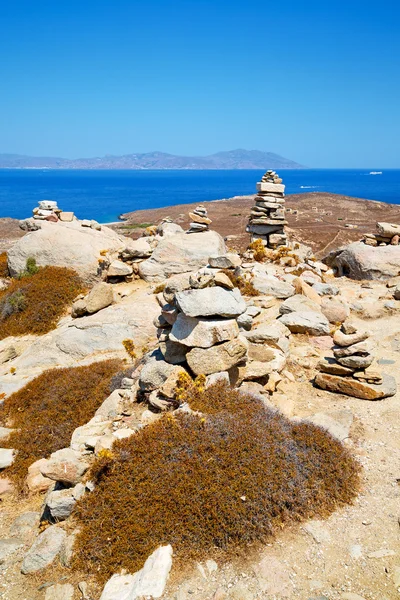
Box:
315 322 396 399
247 170 287 248
187 205 211 233
363 222 400 246
32 200 75 223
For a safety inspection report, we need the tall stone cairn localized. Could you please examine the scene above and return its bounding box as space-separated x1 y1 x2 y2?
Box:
246 170 287 248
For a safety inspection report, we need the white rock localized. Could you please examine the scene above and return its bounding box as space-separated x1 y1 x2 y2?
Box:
7 220 124 284
208 253 241 269
252 275 295 299
108 260 133 277
21 525 66 574
0 448 15 469
85 282 114 314
187 338 248 376
100 545 173 600
170 313 239 348
279 294 320 314
175 287 246 318
139 230 226 282
45 584 74 600
279 311 330 336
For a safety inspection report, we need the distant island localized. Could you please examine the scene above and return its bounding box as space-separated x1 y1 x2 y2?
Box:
0 149 304 170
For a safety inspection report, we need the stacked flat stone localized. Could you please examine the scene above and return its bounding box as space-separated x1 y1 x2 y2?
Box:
32 200 61 222
314 322 396 400
247 170 287 248
363 222 400 247
187 205 211 233
32 200 75 223
138 270 249 410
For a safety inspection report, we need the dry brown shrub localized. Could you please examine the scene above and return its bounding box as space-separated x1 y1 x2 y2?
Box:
249 239 267 261
0 266 84 339
73 381 360 583
221 269 258 297
0 252 9 278
0 360 122 487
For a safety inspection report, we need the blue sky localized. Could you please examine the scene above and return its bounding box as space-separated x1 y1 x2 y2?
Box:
0 0 399 167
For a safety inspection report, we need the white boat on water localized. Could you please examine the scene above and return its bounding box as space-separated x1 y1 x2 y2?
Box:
369 171 382 175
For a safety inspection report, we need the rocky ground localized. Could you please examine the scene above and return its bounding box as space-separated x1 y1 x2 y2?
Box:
0 197 399 600
117 192 400 258
0 218 25 253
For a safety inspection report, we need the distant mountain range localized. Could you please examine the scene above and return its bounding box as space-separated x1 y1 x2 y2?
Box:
0 149 304 170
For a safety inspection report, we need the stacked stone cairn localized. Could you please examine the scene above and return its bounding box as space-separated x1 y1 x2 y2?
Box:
187 205 211 233
247 170 287 248
138 256 290 410
315 322 396 400
363 222 400 246
32 200 75 223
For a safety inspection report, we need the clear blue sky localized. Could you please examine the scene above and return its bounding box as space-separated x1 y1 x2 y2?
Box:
1 0 399 167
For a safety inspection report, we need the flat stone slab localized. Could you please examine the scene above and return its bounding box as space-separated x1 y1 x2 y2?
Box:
170 313 239 348
175 287 246 318
314 372 396 400
279 310 330 336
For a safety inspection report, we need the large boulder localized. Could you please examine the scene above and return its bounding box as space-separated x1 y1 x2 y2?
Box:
7 221 125 284
139 231 226 282
326 241 400 280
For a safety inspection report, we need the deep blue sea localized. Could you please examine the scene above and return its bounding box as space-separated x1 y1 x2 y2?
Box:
0 169 399 223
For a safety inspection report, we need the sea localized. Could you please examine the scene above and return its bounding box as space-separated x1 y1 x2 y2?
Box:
0 168 399 224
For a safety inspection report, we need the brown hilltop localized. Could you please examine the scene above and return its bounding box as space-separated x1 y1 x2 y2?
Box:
117 192 400 257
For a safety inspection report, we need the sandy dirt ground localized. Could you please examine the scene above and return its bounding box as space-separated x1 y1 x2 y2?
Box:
0 278 399 600
117 192 400 258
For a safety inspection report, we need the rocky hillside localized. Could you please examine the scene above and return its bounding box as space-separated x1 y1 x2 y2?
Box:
0 199 399 600
0 149 304 170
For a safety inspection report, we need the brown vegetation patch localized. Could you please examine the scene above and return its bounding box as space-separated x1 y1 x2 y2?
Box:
0 266 84 339
0 252 9 278
0 360 122 487
221 269 258 296
74 381 360 582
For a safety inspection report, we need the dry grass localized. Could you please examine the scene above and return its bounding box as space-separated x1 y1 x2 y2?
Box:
0 266 84 339
249 239 267 261
221 269 259 297
0 360 122 488
73 381 360 583
0 252 9 278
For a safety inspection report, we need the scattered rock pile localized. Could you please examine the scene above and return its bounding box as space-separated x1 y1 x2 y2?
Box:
187 205 211 233
246 170 287 248
363 222 400 246
315 322 396 399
